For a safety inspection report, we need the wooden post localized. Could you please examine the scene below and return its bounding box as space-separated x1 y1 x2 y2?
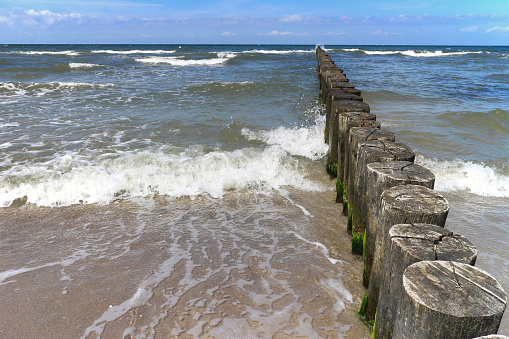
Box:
348 140 415 227
375 223 477 338
362 160 433 288
324 88 362 143
319 69 343 103
347 128 395 242
365 184 449 321
330 118 379 178
326 88 362 117
393 261 507 339
337 112 376 186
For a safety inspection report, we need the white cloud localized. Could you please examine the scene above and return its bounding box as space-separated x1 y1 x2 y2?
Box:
486 26 509 33
324 31 347 36
221 32 237 36
266 30 295 36
279 14 302 22
373 30 400 35
25 9 84 26
0 16 15 27
460 26 479 32
390 14 409 23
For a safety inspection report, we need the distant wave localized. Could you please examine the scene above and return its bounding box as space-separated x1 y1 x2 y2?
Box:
90 49 175 54
135 52 236 66
0 81 114 97
416 155 509 197
11 50 80 56
243 49 315 54
341 48 485 57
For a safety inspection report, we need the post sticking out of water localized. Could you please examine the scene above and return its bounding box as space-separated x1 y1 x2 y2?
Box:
393 261 507 338
315 46 507 337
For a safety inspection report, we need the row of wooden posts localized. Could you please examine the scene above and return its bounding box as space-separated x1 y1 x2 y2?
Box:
316 46 508 339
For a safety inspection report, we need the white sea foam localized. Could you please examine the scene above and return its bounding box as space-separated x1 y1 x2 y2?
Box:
362 49 484 57
400 50 483 57
0 122 20 128
416 155 509 197
364 50 400 55
69 63 100 69
135 53 235 66
12 50 81 56
0 81 114 97
91 49 174 54
290 231 347 265
241 115 328 161
245 49 314 54
0 143 327 207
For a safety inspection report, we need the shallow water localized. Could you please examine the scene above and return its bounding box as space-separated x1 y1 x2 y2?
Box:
0 189 371 338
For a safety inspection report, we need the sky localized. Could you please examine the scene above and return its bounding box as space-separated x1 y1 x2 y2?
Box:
0 0 508 45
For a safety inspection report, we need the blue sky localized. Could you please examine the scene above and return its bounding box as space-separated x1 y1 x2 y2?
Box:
0 0 508 44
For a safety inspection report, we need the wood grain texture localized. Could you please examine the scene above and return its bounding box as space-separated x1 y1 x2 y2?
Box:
393 261 506 339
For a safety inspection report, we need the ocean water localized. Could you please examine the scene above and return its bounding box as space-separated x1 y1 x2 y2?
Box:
0 44 508 337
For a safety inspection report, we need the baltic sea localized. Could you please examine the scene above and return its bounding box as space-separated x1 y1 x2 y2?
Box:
0 44 508 337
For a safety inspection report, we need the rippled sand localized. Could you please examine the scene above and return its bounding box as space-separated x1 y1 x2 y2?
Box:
0 189 370 338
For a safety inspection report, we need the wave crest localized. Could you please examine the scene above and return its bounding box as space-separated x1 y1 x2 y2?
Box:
416 155 509 197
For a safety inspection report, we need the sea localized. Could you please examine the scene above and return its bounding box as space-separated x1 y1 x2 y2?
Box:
0 44 507 338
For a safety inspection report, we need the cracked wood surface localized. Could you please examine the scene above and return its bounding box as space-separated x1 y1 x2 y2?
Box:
393 261 507 338
366 184 449 320
374 224 477 338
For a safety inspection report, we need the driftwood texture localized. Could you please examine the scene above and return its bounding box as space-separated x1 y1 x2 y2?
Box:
393 261 507 339
366 184 449 320
375 224 478 338
362 161 433 287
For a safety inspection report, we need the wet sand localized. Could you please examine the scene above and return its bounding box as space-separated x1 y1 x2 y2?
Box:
0 189 371 338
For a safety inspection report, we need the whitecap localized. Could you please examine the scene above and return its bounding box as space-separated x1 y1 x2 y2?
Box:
241 115 328 161
91 49 174 54
244 49 314 54
69 63 100 69
135 54 235 66
12 50 80 56
415 155 509 197
0 144 327 207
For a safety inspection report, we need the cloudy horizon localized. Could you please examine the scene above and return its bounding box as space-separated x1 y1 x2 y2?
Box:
1 0 508 45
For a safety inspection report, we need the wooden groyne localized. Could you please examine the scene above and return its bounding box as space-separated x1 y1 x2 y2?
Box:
316 46 508 338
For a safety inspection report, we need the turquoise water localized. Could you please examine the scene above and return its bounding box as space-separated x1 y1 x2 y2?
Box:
0 44 508 336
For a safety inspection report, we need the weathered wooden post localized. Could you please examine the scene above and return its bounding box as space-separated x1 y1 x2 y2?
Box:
329 102 374 178
337 112 376 183
365 184 449 321
362 160 433 287
355 144 417 285
393 261 507 338
325 88 362 144
348 140 415 232
374 224 477 338
347 128 395 243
